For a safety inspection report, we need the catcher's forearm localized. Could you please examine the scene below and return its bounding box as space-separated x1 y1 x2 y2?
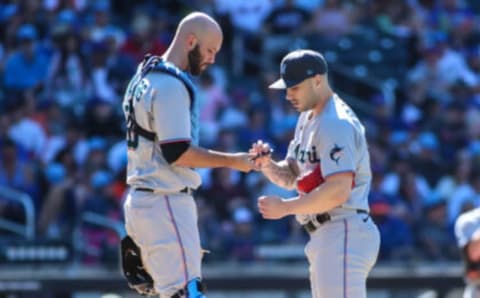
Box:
174 145 240 169
261 160 297 190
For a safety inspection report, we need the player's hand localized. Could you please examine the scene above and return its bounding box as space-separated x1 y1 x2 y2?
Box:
258 195 288 220
248 140 273 169
231 152 256 173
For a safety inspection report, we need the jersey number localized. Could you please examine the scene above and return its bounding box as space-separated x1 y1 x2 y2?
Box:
124 76 149 149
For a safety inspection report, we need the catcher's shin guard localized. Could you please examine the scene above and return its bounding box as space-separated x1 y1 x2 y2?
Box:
171 279 206 298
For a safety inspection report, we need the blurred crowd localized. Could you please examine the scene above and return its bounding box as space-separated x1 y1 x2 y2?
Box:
1 0 480 266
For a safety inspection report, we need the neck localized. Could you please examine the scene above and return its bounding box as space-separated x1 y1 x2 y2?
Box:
162 41 188 71
312 87 334 117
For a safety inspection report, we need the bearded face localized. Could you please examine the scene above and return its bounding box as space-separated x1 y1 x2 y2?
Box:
187 44 203 75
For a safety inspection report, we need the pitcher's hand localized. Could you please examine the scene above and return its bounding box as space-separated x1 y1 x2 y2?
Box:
249 140 273 169
258 195 289 220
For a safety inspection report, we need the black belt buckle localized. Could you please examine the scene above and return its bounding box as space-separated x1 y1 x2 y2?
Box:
303 213 331 233
316 213 331 224
303 210 369 233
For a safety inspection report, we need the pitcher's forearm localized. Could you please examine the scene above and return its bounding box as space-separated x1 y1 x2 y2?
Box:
261 160 297 190
283 172 353 215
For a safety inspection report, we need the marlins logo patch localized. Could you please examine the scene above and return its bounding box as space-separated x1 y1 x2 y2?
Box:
329 144 344 165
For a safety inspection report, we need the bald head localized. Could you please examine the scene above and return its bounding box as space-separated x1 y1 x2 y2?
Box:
177 12 223 41
166 12 223 75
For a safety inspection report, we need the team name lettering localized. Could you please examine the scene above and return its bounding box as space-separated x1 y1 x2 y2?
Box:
294 145 321 164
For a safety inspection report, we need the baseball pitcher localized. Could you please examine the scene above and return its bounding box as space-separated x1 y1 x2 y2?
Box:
455 208 480 298
250 49 380 298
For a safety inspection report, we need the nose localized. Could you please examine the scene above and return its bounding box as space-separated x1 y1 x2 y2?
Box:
285 89 293 101
207 53 215 64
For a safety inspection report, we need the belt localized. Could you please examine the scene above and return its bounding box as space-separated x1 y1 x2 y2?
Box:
302 209 368 233
135 187 195 195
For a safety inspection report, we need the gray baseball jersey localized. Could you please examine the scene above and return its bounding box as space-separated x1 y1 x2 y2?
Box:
123 61 201 192
286 93 372 224
456 208 480 248
286 93 379 298
122 59 204 297
455 208 480 298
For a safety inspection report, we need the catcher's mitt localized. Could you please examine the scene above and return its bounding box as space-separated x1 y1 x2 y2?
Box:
120 235 156 296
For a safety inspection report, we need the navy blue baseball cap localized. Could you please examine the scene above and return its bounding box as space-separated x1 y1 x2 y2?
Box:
269 49 328 89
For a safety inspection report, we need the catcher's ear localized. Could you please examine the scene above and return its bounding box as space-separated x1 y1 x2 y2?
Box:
187 34 198 50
